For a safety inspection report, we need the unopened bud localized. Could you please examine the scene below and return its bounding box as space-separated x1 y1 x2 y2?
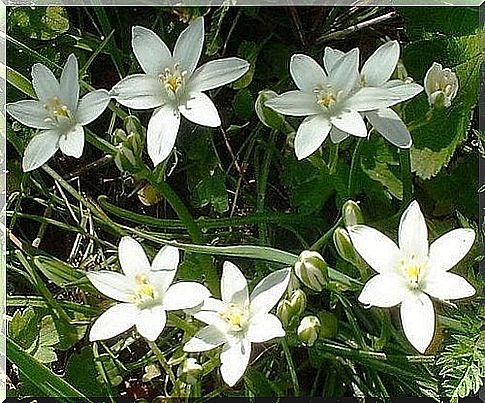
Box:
294 251 328 292
342 200 363 227
276 299 292 328
424 62 458 108
289 289 307 316
177 357 202 385
333 228 368 279
297 315 321 347
256 90 287 132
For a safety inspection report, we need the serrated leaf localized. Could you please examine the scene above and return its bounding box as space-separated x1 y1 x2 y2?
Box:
8 307 39 350
32 315 59 364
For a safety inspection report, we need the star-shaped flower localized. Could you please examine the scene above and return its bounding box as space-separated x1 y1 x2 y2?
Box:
184 262 290 386
323 41 423 148
347 200 476 353
265 48 401 160
87 237 211 342
110 17 250 166
6 54 110 172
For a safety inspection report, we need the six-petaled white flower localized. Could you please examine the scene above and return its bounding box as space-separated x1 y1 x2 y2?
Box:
110 17 250 166
265 48 402 160
6 54 110 172
347 200 475 353
323 41 423 148
184 262 291 386
87 237 211 342
424 62 458 108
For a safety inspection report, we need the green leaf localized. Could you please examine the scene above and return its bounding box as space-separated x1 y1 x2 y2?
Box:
8 307 39 350
31 315 59 364
9 6 69 41
233 40 261 89
34 255 87 289
233 88 254 121
65 347 108 397
192 169 229 214
6 66 35 98
7 337 90 400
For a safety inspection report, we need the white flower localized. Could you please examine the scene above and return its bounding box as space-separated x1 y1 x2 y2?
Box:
183 262 291 386
347 201 476 353
424 62 458 108
323 41 423 148
87 236 211 342
111 17 250 167
6 54 110 172
265 49 401 160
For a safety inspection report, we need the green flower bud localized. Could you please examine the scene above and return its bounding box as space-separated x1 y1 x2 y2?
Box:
342 200 363 227
294 251 329 292
289 289 307 317
137 184 162 206
255 90 287 132
276 299 292 328
297 315 321 347
333 228 368 279
177 357 202 385
317 310 338 340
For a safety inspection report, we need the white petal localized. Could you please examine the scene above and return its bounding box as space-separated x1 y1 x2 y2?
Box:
118 236 151 277
111 74 164 110
361 41 399 87
358 274 408 308
398 201 428 261
220 339 251 387
89 303 138 341
163 282 211 311
132 26 172 75
221 261 249 306
147 105 180 166
329 127 350 144
173 16 204 75
294 115 331 160
383 80 424 104
75 89 110 125
247 313 284 343
194 309 228 330
323 47 345 73
7 100 52 129
135 305 167 341
328 48 359 95
424 272 475 301
31 63 60 101
151 245 180 272
179 92 221 127
424 63 442 98
189 58 250 92
60 54 80 112
428 229 475 272
250 268 290 315
347 225 400 274
86 271 134 302
22 129 60 172
346 87 400 111
265 90 320 116
290 54 326 92
366 108 412 148
400 293 435 353
183 325 227 352
330 109 367 138
59 124 84 158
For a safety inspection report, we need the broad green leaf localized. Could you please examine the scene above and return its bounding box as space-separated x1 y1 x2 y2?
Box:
31 315 59 364
7 337 90 399
8 308 38 350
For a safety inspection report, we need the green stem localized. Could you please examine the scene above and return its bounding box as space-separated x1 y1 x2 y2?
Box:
328 142 339 175
146 340 180 397
399 148 413 205
281 338 300 396
347 138 364 196
310 217 343 251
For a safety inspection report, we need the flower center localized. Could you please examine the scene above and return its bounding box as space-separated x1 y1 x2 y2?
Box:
159 63 187 95
43 96 72 125
131 273 157 307
219 303 249 333
314 85 342 110
400 255 428 290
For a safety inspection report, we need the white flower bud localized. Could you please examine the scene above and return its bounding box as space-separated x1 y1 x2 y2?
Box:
276 299 292 328
342 200 363 227
289 289 307 316
297 315 321 347
294 251 328 292
424 62 458 108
